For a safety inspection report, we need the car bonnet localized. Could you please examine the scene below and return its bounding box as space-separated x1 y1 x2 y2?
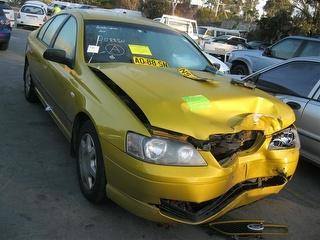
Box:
89 63 295 140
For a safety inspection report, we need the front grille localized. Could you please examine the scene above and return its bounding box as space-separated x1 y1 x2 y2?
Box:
159 176 287 223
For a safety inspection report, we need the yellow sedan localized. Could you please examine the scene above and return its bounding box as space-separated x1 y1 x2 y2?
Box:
24 9 299 224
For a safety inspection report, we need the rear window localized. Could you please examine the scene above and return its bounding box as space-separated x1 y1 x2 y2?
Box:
0 3 12 10
21 5 44 15
299 41 320 57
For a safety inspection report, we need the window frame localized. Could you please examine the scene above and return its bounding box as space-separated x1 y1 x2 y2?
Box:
255 61 320 100
269 38 304 60
51 15 78 67
38 14 69 47
298 40 320 57
37 17 54 42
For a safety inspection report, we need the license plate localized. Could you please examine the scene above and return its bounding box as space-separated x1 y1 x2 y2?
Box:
133 56 169 68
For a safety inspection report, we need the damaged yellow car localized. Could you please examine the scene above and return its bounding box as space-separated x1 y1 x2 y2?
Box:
24 9 300 224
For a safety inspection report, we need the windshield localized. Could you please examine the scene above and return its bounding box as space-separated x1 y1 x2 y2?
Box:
84 21 209 70
21 5 44 15
0 2 11 10
198 27 207 35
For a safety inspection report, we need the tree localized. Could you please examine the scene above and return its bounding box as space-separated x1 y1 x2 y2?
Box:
143 0 171 18
255 0 294 42
117 0 141 10
242 0 259 21
292 0 320 35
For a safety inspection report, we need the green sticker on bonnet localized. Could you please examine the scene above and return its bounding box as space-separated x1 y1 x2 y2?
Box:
183 95 211 111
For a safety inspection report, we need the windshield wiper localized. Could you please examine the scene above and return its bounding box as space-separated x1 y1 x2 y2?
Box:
231 78 256 89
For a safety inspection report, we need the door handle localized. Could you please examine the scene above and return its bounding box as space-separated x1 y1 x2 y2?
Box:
286 101 301 110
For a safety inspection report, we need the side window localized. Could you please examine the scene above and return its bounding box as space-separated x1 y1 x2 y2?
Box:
256 61 320 98
37 18 53 40
299 41 320 57
42 14 68 46
270 39 303 59
53 17 77 60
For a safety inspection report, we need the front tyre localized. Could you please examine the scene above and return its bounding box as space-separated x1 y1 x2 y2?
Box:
77 120 107 203
24 63 38 103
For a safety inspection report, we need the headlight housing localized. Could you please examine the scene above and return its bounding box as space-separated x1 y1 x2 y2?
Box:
268 126 300 150
126 132 207 166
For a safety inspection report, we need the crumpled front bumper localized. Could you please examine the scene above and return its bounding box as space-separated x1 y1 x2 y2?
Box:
102 137 299 225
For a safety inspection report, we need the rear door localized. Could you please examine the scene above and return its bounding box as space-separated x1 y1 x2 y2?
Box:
43 16 78 135
28 14 68 92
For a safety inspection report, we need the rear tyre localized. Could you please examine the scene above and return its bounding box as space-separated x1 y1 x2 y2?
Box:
0 42 9 51
24 63 38 103
76 120 107 203
230 63 249 75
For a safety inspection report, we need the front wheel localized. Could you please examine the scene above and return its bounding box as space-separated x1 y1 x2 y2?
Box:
76 120 107 203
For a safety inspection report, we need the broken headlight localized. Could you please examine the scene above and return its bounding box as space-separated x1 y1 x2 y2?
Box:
268 127 300 150
126 132 207 166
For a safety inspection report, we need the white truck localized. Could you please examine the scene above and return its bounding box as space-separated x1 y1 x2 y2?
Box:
154 15 198 41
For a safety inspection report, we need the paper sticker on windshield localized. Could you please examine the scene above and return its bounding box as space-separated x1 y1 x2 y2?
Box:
183 95 211 111
128 44 152 56
133 56 169 68
178 68 203 80
87 45 100 54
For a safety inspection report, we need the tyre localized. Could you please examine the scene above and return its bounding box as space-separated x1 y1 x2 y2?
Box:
0 42 9 50
76 120 107 203
230 63 249 75
24 63 38 102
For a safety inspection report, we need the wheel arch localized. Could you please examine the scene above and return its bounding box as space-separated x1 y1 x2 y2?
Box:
231 58 253 74
71 111 96 157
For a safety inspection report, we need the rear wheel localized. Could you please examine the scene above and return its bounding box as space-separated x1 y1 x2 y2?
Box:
230 63 249 75
24 63 38 103
76 120 107 203
0 42 9 51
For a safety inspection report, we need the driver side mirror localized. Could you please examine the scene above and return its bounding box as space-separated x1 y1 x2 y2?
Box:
43 48 73 68
263 47 272 57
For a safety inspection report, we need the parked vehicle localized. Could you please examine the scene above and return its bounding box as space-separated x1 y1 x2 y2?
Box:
247 41 269 50
154 14 198 41
0 7 11 50
203 35 247 60
198 26 245 39
238 57 320 165
0 1 14 28
24 9 299 224
182 32 230 74
17 3 48 28
228 36 320 75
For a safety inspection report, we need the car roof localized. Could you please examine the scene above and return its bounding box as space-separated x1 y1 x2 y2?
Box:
66 9 174 30
284 35 320 42
288 56 320 62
